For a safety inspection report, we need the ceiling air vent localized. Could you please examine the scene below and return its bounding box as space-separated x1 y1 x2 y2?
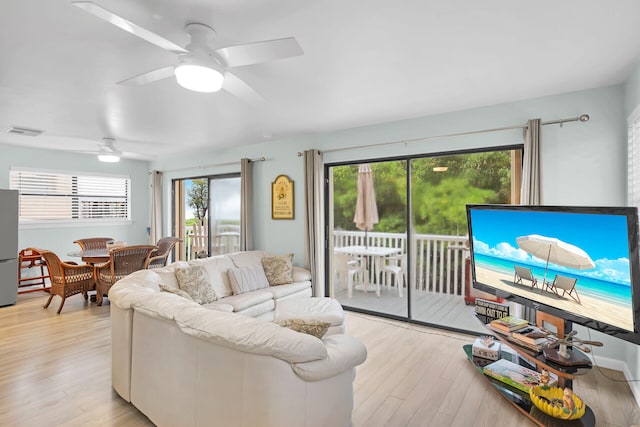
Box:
8 127 43 137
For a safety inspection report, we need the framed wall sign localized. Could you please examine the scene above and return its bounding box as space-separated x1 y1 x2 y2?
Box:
272 174 294 220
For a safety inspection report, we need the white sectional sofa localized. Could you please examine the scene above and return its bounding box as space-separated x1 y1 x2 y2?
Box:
109 251 367 427
152 250 313 319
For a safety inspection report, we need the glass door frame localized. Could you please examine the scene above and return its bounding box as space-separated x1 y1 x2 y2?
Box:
324 144 523 332
171 172 240 260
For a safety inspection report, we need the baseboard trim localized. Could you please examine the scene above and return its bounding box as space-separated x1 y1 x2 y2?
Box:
588 353 640 408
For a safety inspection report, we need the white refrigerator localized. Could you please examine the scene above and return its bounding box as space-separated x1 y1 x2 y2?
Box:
0 189 18 307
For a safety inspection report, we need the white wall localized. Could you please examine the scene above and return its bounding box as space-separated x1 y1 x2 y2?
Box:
0 144 151 258
153 84 627 255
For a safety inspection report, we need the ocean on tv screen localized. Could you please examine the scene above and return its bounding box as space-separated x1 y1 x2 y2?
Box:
469 208 634 332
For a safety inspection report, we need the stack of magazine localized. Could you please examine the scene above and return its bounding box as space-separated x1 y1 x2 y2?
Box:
488 316 551 354
508 326 551 354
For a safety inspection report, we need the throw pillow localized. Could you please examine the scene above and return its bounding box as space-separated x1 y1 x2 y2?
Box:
175 265 216 304
261 253 294 286
227 264 270 295
278 319 331 339
159 284 194 301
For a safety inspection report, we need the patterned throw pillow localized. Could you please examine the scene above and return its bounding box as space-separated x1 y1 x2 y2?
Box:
227 264 270 295
278 319 331 339
175 265 216 304
159 284 194 301
261 254 294 286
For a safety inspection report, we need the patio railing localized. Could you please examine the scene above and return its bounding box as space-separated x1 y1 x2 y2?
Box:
333 230 469 296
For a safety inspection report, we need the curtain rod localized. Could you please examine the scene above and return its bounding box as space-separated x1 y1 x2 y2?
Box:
151 157 265 174
296 114 590 157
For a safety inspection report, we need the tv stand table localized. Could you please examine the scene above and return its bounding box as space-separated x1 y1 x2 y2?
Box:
464 320 596 426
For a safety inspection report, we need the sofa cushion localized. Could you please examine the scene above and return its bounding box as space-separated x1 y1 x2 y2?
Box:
173 305 328 363
201 301 234 312
189 256 235 298
228 250 270 268
278 319 331 339
261 254 294 286
221 290 272 312
292 266 312 282
235 299 275 318
152 262 188 289
227 264 270 295
159 284 194 301
263 281 311 300
175 265 217 304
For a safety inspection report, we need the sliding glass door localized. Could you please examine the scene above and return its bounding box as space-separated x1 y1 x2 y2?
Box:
327 147 520 333
173 174 240 260
328 161 408 318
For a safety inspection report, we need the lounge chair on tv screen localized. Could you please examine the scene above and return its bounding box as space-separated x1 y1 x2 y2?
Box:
513 265 541 290
546 274 581 304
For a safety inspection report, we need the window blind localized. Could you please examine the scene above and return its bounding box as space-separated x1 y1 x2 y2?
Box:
9 168 130 223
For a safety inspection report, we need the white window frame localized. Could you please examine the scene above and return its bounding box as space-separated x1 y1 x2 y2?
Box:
10 167 132 229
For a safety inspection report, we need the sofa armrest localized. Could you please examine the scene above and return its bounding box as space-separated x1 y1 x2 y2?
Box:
291 335 367 381
292 266 312 282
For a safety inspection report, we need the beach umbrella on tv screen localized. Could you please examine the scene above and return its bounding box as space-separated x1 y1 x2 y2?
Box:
516 234 595 281
353 164 379 248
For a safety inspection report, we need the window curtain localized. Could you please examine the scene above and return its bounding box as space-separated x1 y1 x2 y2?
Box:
149 171 163 244
520 118 541 204
240 158 253 251
303 149 324 296
519 119 541 321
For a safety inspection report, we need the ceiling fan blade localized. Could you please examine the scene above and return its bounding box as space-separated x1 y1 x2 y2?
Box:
117 66 175 86
223 72 265 106
216 37 303 67
72 1 188 54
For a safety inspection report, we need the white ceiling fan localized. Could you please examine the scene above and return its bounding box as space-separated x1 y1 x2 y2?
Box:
97 137 122 162
72 1 304 102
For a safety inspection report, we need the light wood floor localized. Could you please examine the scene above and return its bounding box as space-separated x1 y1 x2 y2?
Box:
1 292 639 426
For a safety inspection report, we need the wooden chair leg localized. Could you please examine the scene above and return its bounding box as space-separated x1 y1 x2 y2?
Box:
56 297 66 314
43 294 54 309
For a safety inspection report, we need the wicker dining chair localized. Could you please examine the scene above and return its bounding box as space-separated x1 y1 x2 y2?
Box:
39 249 96 314
147 237 181 269
73 237 115 251
94 245 158 305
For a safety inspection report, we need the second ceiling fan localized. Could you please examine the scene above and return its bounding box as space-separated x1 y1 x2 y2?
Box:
73 1 304 102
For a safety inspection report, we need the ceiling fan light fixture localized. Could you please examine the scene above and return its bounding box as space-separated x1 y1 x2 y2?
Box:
98 152 121 163
98 138 121 163
175 55 224 93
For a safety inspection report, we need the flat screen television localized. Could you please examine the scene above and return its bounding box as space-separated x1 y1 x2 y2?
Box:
466 204 640 345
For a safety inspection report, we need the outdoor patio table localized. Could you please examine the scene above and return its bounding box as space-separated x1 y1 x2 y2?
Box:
334 245 402 295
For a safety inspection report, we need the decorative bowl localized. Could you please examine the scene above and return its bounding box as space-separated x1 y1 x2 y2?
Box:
529 386 585 420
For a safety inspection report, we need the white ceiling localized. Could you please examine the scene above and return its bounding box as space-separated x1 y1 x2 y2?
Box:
2 0 640 161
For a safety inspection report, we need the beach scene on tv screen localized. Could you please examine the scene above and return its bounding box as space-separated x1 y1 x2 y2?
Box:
469 208 634 332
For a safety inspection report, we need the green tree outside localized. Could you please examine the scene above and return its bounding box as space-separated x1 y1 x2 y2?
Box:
332 150 514 235
188 179 209 220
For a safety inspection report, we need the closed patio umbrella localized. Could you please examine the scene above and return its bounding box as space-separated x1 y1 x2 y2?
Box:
353 164 379 248
516 234 595 283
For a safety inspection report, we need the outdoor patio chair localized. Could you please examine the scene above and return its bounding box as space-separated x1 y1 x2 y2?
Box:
73 237 114 251
38 249 96 314
382 254 406 297
546 274 581 304
95 245 157 305
191 218 208 259
147 237 181 269
513 265 541 290
334 253 364 298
